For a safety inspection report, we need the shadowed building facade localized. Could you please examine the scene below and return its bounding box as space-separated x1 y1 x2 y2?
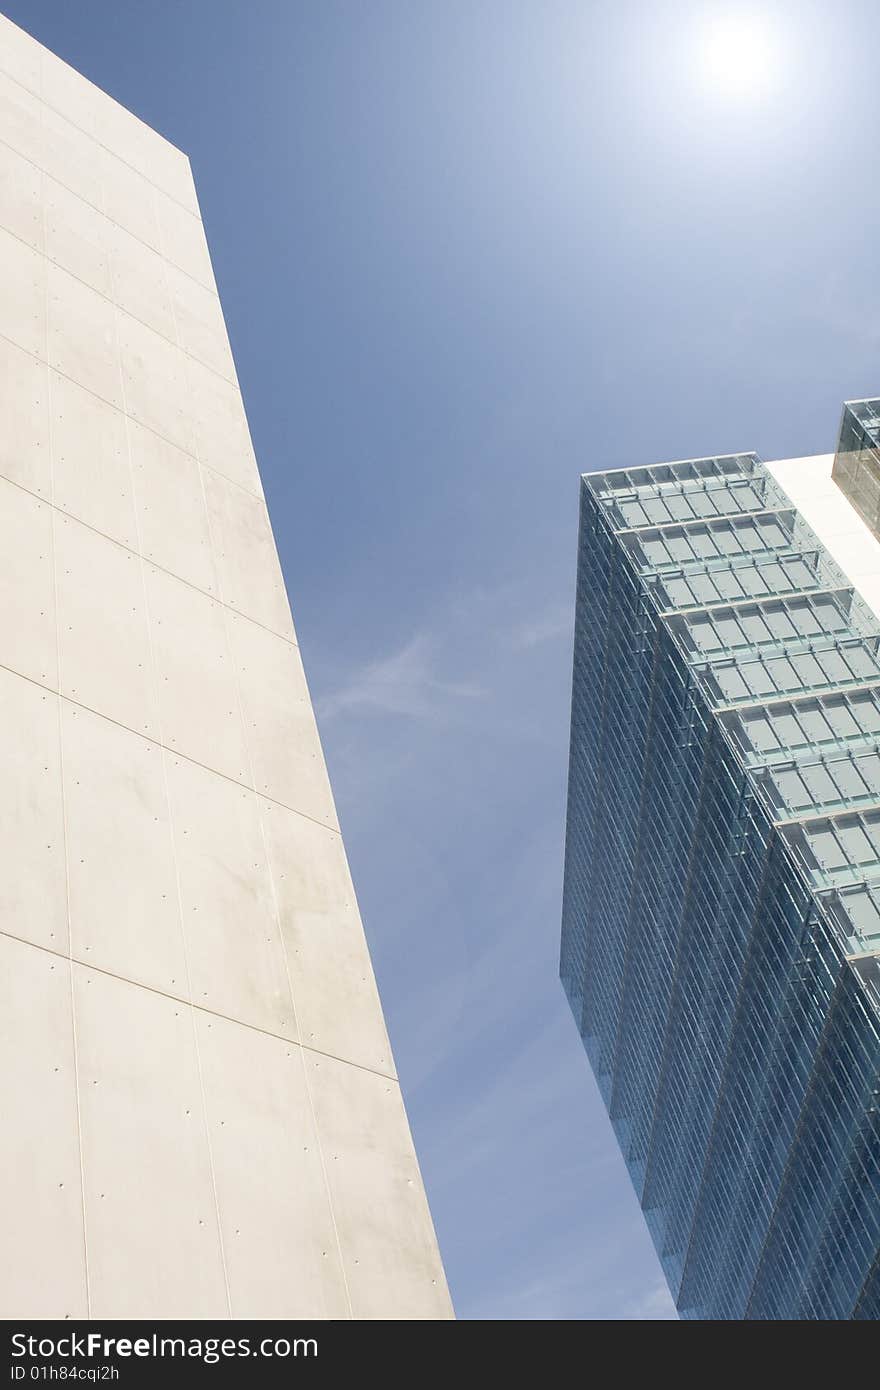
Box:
0 14 451 1319
561 402 880 1319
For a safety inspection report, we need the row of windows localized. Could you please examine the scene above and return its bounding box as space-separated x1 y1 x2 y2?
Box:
625 511 796 571
699 639 880 708
590 456 794 535
757 750 880 821
725 688 880 763
653 553 824 612
589 454 760 499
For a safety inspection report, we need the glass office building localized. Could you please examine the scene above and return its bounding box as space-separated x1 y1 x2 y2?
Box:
560 403 880 1320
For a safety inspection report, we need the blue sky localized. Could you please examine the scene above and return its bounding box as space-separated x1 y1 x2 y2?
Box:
11 0 880 1319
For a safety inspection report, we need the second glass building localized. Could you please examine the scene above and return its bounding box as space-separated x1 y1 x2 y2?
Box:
561 403 880 1319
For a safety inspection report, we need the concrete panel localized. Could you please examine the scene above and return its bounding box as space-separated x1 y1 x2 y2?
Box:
73 966 228 1318
41 47 101 139
307 1052 453 1320
50 370 136 547
767 455 835 496
824 529 880 580
48 261 122 408
108 219 175 341
0 221 45 357
0 68 42 166
101 146 160 252
0 334 49 495
156 188 214 287
228 612 337 826
794 488 861 541
852 574 880 614
0 477 56 686
55 514 158 737
0 14 41 93
145 563 250 781
45 176 112 298
0 138 42 250
103 123 154 187
41 104 103 211
0 934 87 1319
166 755 294 1037
129 419 216 594
97 104 197 220
62 702 187 996
196 1011 349 1318
262 801 393 1074
767 454 880 625
118 309 194 454
41 51 159 178
96 98 181 204
166 260 235 380
0 669 67 952
204 468 292 635
187 355 261 493
154 156 199 219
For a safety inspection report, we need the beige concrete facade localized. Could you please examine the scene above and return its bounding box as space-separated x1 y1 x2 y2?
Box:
765 452 880 618
0 13 451 1320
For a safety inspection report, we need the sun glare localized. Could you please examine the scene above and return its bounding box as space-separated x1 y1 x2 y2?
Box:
696 13 780 98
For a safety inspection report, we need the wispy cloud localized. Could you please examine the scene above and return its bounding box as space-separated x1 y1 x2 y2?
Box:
510 603 572 650
317 633 485 722
315 587 575 755
313 583 670 1319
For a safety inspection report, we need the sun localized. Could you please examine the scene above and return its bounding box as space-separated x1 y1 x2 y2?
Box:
696 13 780 97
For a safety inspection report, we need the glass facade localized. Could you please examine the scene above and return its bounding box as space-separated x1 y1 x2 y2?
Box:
833 399 880 539
561 449 880 1320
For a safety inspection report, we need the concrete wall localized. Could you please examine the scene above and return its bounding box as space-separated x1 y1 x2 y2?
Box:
766 453 880 617
0 12 451 1320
